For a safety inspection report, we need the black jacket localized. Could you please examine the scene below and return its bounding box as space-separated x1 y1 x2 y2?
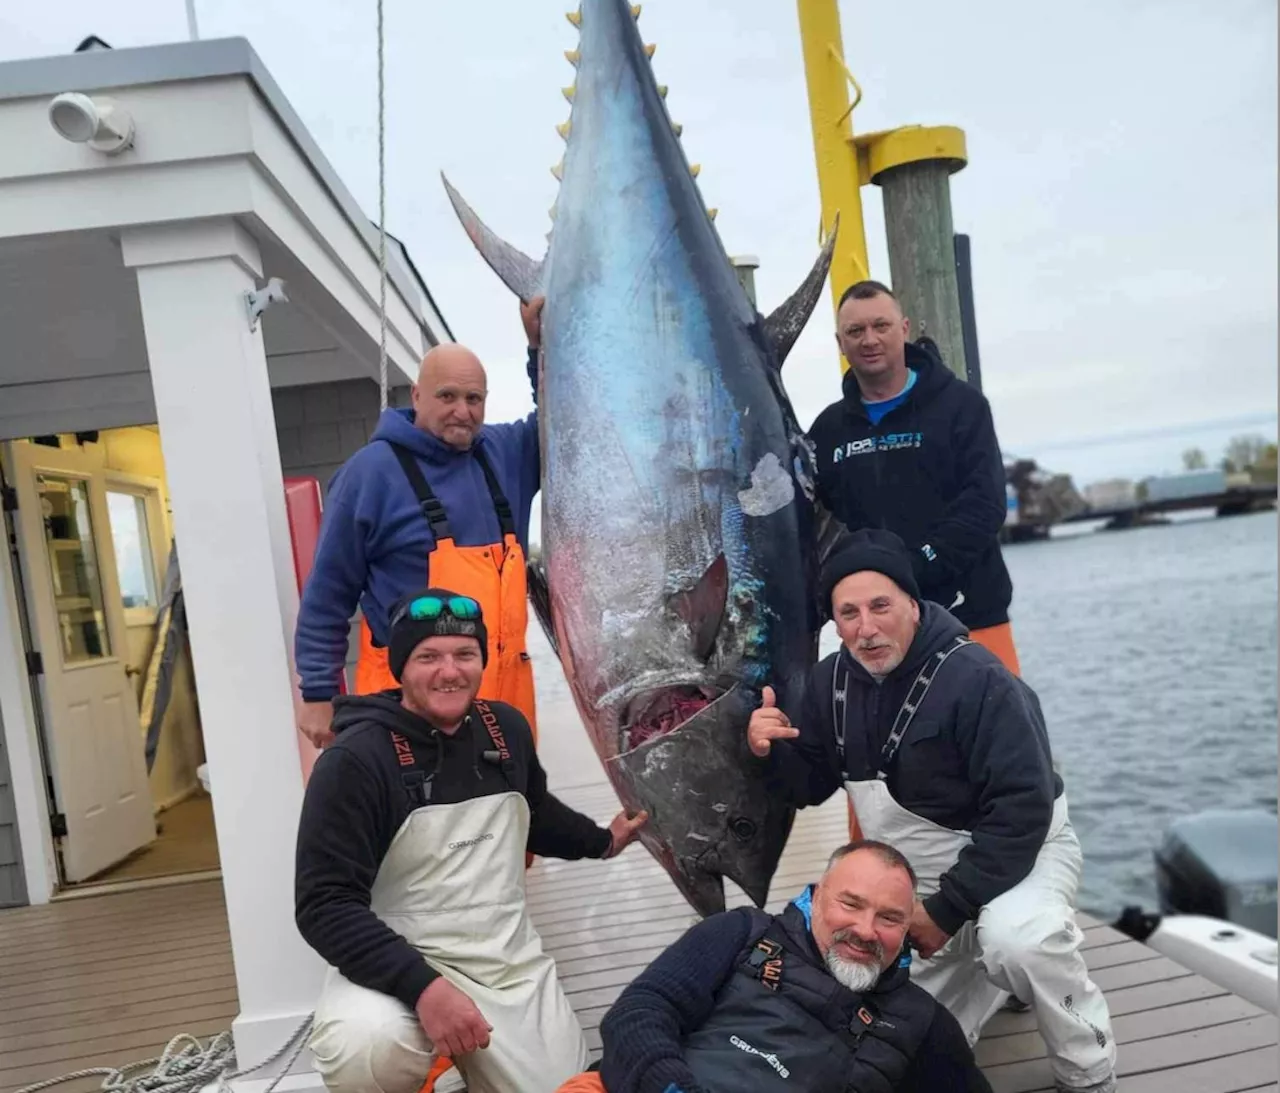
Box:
599 899 991 1093
767 603 1062 936
294 692 611 1011
807 342 1013 630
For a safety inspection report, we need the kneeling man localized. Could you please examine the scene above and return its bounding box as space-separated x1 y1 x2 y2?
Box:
750 530 1116 1093
295 587 646 1093
556 840 991 1092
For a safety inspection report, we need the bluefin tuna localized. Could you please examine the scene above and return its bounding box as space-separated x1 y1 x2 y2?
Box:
442 0 846 915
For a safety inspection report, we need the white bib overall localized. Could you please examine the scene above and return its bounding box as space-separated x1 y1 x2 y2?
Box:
310 789 589 1093
838 642 1116 1090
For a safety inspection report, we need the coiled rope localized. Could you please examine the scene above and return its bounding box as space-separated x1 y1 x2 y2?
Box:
13 1014 314 1093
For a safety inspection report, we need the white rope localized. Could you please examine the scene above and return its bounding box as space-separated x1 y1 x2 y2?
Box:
13 1015 314 1093
376 0 389 411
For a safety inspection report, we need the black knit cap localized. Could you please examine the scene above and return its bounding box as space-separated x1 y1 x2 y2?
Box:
820 529 921 607
387 587 489 682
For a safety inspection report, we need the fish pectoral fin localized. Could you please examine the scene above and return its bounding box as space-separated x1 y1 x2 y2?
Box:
525 558 559 659
666 553 728 663
805 497 854 638
762 212 841 368
441 173 544 303
813 496 853 577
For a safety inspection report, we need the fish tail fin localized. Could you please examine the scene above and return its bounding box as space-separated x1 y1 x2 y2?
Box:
441 173 544 303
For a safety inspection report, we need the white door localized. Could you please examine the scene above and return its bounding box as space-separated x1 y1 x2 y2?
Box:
6 441 155 883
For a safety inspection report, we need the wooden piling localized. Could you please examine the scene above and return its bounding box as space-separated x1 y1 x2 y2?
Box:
879 159 969 382
731 254 760 308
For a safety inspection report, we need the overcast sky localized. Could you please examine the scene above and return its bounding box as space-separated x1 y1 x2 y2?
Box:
5 0 1276 488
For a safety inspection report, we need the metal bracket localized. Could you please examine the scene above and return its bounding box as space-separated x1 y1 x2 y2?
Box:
827 44 863 126
244 277 289 333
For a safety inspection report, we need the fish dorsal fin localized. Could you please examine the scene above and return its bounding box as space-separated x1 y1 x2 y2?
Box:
667 553 729 663
441 173 544 303
762 213 840 368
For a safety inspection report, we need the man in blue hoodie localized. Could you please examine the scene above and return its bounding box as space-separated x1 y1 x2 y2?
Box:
296 301 545 750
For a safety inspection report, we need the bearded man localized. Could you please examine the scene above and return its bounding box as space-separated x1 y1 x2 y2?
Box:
746 529 1117 1093
555 839 990 1093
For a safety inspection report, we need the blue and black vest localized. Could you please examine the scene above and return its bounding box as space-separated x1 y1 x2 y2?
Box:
680 900 938 1092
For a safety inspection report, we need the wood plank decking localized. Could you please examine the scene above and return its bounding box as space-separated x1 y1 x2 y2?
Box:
1 778 1274 1093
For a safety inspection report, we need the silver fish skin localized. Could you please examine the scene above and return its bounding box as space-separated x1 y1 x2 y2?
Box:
443 0 842 915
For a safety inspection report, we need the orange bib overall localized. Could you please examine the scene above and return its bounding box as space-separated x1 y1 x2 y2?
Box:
354 442 538 745
355 444 541 1093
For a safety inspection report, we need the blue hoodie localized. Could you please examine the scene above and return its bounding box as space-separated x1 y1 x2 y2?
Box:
295 351 540 701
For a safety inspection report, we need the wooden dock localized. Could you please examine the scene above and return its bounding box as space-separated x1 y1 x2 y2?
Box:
1 778 1275 1093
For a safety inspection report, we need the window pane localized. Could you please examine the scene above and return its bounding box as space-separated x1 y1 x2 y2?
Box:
106 491 158 610
38 475 112 664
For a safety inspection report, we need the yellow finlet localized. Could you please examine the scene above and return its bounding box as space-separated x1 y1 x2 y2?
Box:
631 4 642 17
644 43 657 59
551 161 564 181
672 122 683 137
566 9 582 27
565 49 580 67
708 208 718 220
556 121 572 140
657 84 668 98
549 205 557 221
562 85 576 102
690 163 701 178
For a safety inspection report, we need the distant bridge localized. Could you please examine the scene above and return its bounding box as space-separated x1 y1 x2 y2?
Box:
1003 483 1276 542
1061 483 1278 527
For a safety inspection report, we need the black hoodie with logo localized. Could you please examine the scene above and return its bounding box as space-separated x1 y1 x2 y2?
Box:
294 692 611 1012
765 602 1062 937
807 341 1013 631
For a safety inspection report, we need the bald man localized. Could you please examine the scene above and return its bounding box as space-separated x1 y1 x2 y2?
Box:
296 301 546 749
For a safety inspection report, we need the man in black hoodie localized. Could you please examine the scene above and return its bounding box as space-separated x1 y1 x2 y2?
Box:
747 531 1116 1093
807 280 1021 676
295 587 647 1093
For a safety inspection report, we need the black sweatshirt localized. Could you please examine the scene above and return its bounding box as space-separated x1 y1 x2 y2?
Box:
807 341 1014 631
599 906 992 1093
294 692 611 1011
766 603 1062 936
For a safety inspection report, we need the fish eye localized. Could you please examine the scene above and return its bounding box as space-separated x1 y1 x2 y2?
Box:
729 817 757 841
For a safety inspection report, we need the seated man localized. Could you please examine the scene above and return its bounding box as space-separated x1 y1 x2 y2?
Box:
295 587 647 1093
556 841 992 1092
748 529 1116 1093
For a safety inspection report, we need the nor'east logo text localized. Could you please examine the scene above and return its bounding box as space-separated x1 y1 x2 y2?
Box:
832 432 924 462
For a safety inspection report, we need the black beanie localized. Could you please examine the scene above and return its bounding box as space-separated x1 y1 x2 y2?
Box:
820 529 921 607
387 587 489 682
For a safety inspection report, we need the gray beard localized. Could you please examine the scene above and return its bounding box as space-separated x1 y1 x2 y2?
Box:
824 950 882 993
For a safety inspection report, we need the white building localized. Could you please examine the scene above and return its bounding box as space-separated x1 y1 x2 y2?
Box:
0 35 449 1087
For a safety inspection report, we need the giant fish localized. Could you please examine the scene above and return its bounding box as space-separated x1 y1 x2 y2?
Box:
442 0 846 915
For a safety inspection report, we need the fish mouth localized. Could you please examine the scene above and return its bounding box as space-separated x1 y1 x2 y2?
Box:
622 684 724 752
606 685 795 917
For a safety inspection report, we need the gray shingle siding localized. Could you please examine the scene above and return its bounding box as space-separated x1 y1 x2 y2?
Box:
272 380 409 499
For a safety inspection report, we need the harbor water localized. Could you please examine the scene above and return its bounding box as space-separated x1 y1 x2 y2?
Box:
531 509 1278 921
